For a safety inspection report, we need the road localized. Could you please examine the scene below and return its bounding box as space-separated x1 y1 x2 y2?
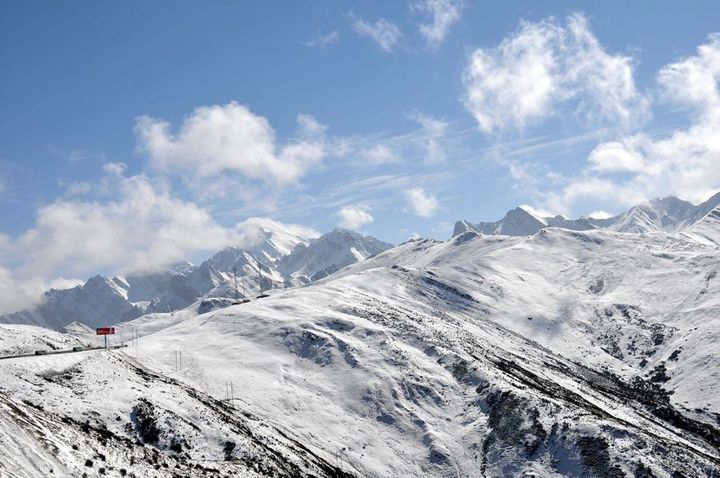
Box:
0 344 127 361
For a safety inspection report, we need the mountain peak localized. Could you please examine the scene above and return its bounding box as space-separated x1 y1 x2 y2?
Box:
454 192 720 239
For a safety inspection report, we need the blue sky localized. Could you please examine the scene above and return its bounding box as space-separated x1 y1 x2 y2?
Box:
1 0 720 307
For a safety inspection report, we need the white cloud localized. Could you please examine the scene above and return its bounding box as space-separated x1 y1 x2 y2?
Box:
337 204 374 229
303 31 340 48
588 210 613 220
462 13 646 134
13 174 239 279
519 204 553 218
296 113 328 138
587 140 645 173
413 0 464 48
657 34 720 114
404 187 439 217
361 145 399 165
0 266 83 315
235 217 320 249
353 17 402 52
0 166 321 313
409 112 448 163
102 161 127 176
135 101 325 184
48 146 105 163
538 35 720 212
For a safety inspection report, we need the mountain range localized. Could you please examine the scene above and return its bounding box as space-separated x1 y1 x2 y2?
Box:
0 220 393 330
1 193 719 476
454 192 720 245
4 194 720 333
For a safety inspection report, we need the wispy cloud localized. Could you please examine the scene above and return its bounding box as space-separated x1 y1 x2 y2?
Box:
360 144 400 165
352 16 402 52
49 145 105 163
412 0 464 48
408 111 449 163
303 30 340 48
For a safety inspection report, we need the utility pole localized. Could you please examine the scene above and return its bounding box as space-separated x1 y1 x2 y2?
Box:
233 265 239 300
258 264 263 292
175 350 182 371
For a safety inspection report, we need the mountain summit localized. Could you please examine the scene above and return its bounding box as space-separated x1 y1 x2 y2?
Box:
454 193 720 240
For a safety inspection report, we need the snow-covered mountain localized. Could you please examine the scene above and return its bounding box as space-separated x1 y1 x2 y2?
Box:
455 192 720 240
0 275 145 330
2 223 719 476
279 228 393 281
0 222 392 330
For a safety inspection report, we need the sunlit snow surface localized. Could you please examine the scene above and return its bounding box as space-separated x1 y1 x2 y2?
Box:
2 228 720 476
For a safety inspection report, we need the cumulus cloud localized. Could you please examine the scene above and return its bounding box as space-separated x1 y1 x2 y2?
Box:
0 166 320 312
13 174 239 279
537 34 720 212
409 112 448 163
353 17 402 52
135 101 325 184
303 31 340 48
0 267 83 315
587 140 645 173
462 13 646 134
337 204 374 229
413 0 464 48
404 187 439 217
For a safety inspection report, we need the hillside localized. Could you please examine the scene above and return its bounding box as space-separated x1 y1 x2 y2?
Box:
3 224 718 476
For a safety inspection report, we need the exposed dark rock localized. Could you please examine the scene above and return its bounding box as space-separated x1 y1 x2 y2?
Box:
131 400 161 445
576 435 624 478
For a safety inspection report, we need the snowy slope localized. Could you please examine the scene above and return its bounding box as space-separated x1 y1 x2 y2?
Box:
682 205 720 246
0 324 88 356
0 343 356 478
2 226 720 476
94 227 719 477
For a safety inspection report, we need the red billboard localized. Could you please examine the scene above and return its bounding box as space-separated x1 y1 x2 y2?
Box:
96 327 115 335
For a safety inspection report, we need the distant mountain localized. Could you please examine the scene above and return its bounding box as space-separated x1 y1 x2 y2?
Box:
0 221 392 329
279 228 394 281
454 193 720 239
454 207 598 237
